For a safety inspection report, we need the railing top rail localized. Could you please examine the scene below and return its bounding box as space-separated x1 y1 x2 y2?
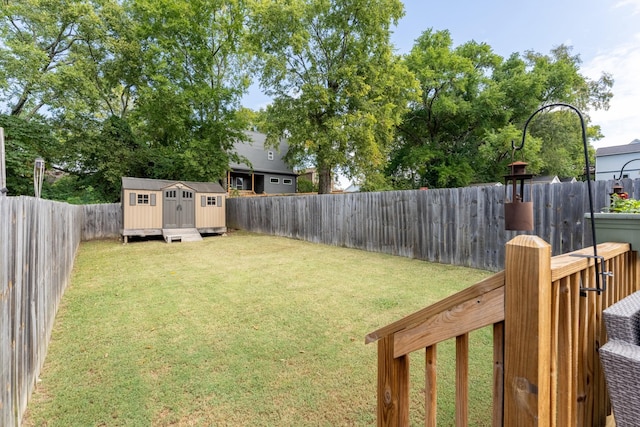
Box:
365 271 505 345
365 242 632 347
550 242 630 282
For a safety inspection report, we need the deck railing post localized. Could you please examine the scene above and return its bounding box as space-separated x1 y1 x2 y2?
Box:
377 335 409 426
504 235 552 426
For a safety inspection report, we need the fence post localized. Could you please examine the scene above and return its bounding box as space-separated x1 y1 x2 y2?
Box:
377 335 409 426
504 235 552 426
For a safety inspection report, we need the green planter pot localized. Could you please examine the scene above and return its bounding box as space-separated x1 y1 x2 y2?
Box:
586 213 640 251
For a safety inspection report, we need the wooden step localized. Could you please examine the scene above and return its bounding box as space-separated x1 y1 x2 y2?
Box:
162 228 203 243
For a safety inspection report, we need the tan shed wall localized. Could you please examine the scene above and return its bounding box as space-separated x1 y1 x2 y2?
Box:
122 189 163 229
196 193 226 228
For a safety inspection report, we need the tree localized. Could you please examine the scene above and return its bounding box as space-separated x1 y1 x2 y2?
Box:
126 0 254 184
0 0 148 200
0 114 57 196
0 0 100 119
477 46 611 182
388 29 613 189
388 29 504 188
2 0 255 200
249 0 420 193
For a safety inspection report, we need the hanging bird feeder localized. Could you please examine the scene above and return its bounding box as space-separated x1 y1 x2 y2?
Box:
504 160 533 231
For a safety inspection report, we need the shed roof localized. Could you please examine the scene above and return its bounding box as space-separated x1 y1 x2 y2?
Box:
121 177 226 193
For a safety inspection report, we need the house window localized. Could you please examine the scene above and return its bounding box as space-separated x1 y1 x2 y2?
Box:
268 151 274 160
270 177 279 184
283 178 293 185
235 177 244 189
207 196 217 206
137 194 149 204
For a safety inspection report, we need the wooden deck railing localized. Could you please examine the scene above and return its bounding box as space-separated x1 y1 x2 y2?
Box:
366 235 640 426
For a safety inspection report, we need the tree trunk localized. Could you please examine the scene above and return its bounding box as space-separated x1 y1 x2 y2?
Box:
11 89 30 117
317 166 332 194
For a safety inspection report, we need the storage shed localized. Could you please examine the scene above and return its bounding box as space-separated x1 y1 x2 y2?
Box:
121 177 226 243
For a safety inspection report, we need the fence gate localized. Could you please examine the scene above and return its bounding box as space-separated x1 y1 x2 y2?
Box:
163 188 195 228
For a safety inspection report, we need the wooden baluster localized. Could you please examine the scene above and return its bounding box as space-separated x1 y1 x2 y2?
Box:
425 344 437 427
493 322 504 427
456 334 469 426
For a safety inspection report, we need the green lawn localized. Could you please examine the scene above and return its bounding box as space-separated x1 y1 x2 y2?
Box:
24 230 494 426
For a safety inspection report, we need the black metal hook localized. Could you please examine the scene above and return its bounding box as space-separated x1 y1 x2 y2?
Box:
613 158 640 181
516 103 608 293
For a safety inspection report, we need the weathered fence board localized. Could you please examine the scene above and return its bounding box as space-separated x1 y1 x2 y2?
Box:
81 203 121 240
227 179 640 271
0 197 120 427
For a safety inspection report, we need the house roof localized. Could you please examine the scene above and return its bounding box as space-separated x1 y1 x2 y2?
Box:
229 131 296 176
468 182 503 187
532 175 560 184
121 177 226 193
344 183 360 193
596 140 640 157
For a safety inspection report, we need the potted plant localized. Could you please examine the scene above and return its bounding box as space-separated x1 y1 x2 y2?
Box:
587 192 640 251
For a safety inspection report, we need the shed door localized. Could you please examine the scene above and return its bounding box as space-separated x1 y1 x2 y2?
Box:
163 188 195 228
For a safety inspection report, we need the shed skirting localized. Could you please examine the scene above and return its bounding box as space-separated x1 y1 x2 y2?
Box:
120 227 227 243
121 228 163 237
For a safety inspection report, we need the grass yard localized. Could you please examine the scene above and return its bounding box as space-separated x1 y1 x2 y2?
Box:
24 230 494 426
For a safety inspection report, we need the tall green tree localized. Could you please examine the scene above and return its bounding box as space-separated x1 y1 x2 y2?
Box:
249 0 420 193
0 0 101 118
388 29 613 189
130 0 253 183
389 29 503 189
1 0 254 200
51 0 152 201
0 114 56 195
477 46 611 182
0 0 147 200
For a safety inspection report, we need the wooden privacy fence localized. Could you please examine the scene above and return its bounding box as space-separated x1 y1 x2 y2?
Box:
0 197 120 427
366 236 640 426
81 203 121 240
227 179 640 271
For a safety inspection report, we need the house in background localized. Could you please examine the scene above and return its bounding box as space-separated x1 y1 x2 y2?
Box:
121 177 226 243
532 175 577 185
297 167 318 187
297 167 342 192
595 139 640 181
226 131 297 195
344 183 360 193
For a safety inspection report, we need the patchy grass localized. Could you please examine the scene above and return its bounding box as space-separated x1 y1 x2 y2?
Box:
24 230 494 426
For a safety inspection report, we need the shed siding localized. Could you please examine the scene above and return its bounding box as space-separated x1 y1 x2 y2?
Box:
123 189 163 229
196 192 226 228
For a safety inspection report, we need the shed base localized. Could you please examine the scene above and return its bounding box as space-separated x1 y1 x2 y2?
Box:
120 227 227 243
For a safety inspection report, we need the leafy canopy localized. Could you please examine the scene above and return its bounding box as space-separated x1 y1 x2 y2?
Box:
387 29 613 189
249 0 420 193
0 4 616 200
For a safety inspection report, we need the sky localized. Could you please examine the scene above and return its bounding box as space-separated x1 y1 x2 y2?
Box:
243 0 640 151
